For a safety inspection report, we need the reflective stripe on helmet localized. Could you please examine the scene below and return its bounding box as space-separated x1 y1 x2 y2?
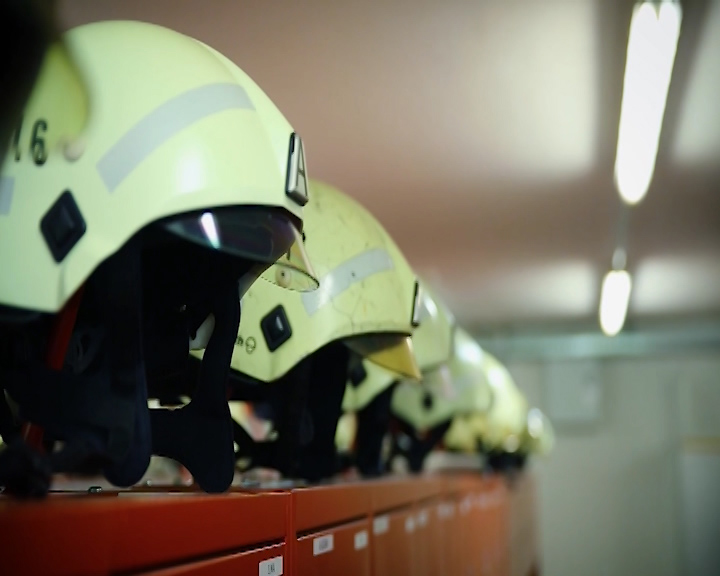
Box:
302 248 394 316
97 83 254 192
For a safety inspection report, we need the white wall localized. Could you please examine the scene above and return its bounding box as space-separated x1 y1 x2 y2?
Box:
507 353 720 576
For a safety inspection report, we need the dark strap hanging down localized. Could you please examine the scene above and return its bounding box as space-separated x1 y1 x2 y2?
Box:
150 276 240 493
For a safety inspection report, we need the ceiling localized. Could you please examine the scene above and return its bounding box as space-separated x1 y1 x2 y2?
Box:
59 0 720 332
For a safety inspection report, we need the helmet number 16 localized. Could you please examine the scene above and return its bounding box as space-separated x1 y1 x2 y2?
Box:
10 116 49 166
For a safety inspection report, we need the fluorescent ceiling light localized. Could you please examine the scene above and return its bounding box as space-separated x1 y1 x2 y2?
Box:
614 2 682 205
599 269 633 336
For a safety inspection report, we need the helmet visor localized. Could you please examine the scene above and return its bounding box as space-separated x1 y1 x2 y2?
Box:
345 334 421 381
163 207 318 291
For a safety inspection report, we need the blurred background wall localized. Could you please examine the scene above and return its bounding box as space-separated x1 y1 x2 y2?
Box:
507 351 720 576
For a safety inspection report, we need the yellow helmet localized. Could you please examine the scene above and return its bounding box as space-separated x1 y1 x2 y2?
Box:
0 21 316 314
468 352 528 453
443 415 479 454
212 180 421 481
338 282 454 477
0 20 317 496
222 179 420 383
341 280 453 414
521 407 555 456
391 327 492 432
342 359 397 413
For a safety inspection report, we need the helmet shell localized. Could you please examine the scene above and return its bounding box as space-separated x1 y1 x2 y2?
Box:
225 180 420 383
392 328 492 431
0 21 307 313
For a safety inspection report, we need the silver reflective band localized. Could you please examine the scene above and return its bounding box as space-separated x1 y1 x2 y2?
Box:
97 83 254 192
302 248 394 316
0 177 13 215
285 133 308 206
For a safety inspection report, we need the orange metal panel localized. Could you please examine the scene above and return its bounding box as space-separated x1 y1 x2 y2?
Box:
436 497 461 576
136 543 286 576
109 492 288 573
457 491 479 575
371 507 417 576
474 477 512 576
412 500 442 576
414 474 445 503
293 483 371 533
0 495 114 576
446 473 483 495
368 477 417 513
295 519 371 576
0 471 534 576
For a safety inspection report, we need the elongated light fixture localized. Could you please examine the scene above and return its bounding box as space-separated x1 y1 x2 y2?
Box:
599 269 633 336
614 1 682 205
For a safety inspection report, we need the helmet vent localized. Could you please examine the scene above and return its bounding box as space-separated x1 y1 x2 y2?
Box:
261 305 292 352
40 190 86 262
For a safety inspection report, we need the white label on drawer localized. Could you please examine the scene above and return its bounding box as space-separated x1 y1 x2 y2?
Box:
373 515 389 535
460 497 472 515
258 556 283 575
438 503 456 519
405 516 416 533
417 510 429 527
313 534 334 556
475 493 486 510
354 530 369 550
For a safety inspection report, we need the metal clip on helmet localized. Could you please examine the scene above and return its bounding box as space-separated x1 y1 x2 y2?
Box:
391 327 492 472
339 281 454 476
0 20 317 496
468 352 528 472
212 179 422 481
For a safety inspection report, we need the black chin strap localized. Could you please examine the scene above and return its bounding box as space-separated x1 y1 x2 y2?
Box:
230 342 351 482
391 417 452 473
0 238 150 496
354 381 398 477
296 341 350 482
149 276 240 493
228 354 314 478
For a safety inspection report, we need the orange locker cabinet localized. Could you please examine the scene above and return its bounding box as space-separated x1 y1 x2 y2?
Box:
137 543 286 576
457 492 480 575
0 495 114 576
475 479 511 576
293 483 371 533
0 491 289 576
369 477 420 513
371 507 417 576
295 519 371 576
436 498 461 576
411 501 442 576
110 492 289 574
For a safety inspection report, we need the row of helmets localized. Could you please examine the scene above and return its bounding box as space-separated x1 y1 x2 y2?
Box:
332 285 555 478
0 15 552 496
227 264 555 481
